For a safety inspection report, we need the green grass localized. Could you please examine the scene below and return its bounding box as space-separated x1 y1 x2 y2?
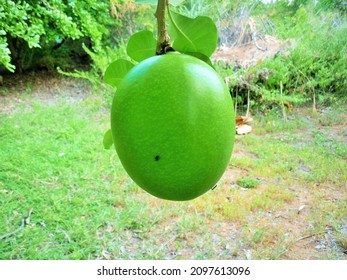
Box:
0 93 346 260
1 98 119 259
236 176 260 189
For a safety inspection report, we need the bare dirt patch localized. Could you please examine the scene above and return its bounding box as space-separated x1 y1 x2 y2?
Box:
212 36 296 68
0 71 91 114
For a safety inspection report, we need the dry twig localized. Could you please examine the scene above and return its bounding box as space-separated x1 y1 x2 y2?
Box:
155 235 177 255
0 208 33 240
296 234 315 242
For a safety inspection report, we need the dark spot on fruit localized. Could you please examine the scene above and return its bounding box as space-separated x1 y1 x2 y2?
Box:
154 155 160 161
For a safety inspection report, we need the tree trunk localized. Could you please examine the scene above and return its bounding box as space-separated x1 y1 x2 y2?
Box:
6 34 23 74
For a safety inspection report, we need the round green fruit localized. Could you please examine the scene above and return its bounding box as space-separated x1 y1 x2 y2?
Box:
111 52 235 201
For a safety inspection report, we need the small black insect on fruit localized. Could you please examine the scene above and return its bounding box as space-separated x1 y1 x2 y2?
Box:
154 155 160 161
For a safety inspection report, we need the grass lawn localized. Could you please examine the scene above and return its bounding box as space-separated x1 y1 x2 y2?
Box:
0 77 346 260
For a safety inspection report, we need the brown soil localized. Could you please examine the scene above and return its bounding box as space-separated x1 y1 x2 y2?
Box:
212 35 297 68
0 71 91 114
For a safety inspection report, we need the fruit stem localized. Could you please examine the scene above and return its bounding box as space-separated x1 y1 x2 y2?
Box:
155 0 172 54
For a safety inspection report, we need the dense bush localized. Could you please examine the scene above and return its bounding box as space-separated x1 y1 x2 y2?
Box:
0 0 155 74
0 0 117 73
224 0 347 113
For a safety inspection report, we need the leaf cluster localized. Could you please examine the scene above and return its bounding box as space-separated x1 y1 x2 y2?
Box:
104 1 218 89
0 0 114 72
103 0 219 149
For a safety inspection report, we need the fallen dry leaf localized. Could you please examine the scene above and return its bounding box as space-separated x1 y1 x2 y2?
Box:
236 116 253 135
236 125 252 135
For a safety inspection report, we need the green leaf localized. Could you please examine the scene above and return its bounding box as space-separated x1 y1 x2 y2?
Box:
104 59 135 88
168 11 218 58
127 30 157 62
103 129 113 150
135 0 186 6
185 52 214 68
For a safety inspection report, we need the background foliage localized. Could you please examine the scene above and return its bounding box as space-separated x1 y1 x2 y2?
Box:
1 0 346 110
0 0 153 73
253 0 347 106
